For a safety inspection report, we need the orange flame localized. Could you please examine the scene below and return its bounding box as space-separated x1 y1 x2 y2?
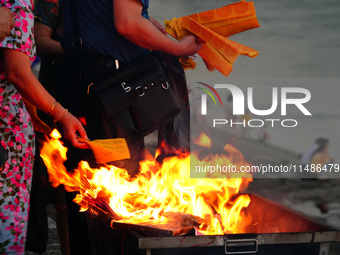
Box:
40 130 252 235
193 132 212 148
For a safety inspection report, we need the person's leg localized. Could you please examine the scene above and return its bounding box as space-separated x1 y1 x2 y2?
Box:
25 140 48 254
65 191 93 255
55 186 70 255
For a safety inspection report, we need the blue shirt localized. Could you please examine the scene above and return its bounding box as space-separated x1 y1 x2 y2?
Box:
62 0 150 63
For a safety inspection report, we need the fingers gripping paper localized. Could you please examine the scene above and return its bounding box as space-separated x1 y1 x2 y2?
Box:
165 0 260 77
79 138 131 164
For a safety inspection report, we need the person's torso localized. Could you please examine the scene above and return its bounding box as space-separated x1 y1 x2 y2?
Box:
62 0 150 63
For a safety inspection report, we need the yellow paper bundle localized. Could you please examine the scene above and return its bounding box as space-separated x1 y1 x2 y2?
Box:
165 0 260 77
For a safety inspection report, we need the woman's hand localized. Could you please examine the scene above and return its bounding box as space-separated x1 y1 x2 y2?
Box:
58 112 90 149
0 7 14 41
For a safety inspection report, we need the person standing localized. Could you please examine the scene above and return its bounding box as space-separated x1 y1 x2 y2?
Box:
0 0 88 253
310 138 334 169
58 0 202 253
60 0 202 173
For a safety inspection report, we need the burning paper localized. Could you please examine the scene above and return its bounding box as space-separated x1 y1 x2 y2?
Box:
78 137 130 164
41 130 252 235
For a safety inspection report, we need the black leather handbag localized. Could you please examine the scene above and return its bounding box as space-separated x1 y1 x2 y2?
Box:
87 52 181 141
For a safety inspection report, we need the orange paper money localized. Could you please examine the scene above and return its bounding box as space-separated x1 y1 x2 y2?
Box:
78 138 131 164
165 0 260 77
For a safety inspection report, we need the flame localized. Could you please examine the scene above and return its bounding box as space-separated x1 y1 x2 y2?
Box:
41 130 252 235
192 132 211 148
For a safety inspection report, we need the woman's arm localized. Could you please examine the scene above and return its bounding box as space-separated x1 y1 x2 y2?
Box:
113 0 202 56
2 48 89 148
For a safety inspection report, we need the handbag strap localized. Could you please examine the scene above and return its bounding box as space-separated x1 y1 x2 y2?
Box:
67 0 121 70
68 0 83 49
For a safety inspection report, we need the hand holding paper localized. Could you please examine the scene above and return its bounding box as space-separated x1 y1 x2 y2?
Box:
165 0 260 77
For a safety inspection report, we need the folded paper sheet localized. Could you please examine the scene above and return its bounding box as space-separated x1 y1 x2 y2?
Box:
165 0 260 77
78 138 131 164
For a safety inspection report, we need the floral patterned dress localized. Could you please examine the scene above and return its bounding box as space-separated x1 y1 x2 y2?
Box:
0 0 36 254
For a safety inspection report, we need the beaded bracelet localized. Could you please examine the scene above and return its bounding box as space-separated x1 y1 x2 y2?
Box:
53 108 69 123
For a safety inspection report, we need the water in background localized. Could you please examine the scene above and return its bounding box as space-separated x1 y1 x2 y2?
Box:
150 0 340 162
